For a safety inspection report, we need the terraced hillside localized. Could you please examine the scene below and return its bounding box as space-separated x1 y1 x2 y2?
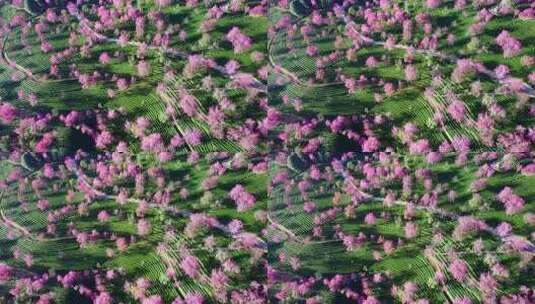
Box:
0 0 534 303
0 1 268 303
266 0 535 303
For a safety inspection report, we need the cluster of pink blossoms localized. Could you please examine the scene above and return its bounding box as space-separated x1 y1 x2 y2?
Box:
229 184 256 212
226 27 252 53
496 30 522 58
497 187 525 215
0 102 18 123
0 263 12 283
449 259 468 282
